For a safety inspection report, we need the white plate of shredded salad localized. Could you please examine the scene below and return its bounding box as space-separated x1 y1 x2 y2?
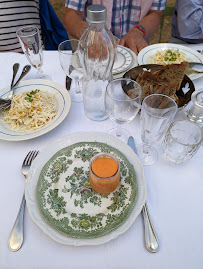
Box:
138 43 203 80
0 79 71 141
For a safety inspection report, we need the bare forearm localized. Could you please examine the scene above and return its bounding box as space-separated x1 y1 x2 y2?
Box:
139 10 163 40
64 8 88 39
119 10 163 54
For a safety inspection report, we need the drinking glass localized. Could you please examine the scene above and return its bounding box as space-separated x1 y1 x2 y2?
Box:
105 78 142 142
137 94 178 165
186 89 203 124
58 39 83 103
163 120 203 163
16 26 50 79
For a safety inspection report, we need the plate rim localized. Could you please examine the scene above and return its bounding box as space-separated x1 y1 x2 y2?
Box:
113 45 135 75
0 79 71 141
25 131 147 246
137 43 203 80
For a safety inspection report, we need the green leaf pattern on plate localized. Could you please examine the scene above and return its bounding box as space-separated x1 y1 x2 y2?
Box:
36 142 138 239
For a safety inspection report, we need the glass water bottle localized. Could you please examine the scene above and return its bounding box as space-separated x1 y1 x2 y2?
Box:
78 5 117 121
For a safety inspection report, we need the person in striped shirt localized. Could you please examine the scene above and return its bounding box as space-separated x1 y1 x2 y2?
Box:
0 0 42 53
0 0 69 52
64 0 167 55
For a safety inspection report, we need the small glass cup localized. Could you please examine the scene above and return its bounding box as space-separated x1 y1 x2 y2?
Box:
163 120 203 163
186 90 203 124
89 153 120 194
16 26 50 80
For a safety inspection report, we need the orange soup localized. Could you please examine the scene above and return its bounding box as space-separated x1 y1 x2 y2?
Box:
92 157 118 178
89 153 120 194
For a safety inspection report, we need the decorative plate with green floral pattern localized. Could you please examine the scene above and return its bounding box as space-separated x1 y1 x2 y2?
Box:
36 141 138 239
25 132 146 246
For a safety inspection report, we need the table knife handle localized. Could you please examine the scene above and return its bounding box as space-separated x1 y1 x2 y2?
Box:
66 76 72 90
8 193 25 251
142 202 159 252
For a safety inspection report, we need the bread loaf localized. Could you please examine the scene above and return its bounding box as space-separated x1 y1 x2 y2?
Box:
153 62 188 91
135 62 188 104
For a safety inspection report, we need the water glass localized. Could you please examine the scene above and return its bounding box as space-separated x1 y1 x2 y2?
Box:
17 26 50 79
105 78 142 142
163 120 203 163
58 39 83 103
137 94 178 165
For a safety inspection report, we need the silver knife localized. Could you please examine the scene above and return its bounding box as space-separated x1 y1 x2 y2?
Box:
128 136 159 253
66 75 72 90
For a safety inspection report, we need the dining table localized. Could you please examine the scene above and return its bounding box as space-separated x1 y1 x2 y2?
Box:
0 42 203 269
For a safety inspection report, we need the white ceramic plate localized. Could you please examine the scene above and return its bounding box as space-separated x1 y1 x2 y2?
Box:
113 46 136 75
73 45 137 77
138 43 203 80
0 79 71 141
25 132 146 246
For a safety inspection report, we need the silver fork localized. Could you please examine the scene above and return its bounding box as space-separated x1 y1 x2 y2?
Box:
8 151 39 251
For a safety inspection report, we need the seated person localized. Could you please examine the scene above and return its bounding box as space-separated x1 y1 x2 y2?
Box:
64 0 167 54
0 0 69 52
171 0 203 44
0 0 42 52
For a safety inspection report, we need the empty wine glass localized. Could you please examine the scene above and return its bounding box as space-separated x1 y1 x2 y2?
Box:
105 78 142 142
58 39 83 103
16 26 50 80
137 94 178 165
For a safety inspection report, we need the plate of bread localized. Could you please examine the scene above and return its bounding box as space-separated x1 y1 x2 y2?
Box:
123 62 195 108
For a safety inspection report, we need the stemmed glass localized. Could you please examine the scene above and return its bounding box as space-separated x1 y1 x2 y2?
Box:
16 26 50 80
137 94 178 165
105 78 142 142
58 39 83 103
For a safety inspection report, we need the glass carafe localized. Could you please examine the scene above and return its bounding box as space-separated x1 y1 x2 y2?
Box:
78 5 117 121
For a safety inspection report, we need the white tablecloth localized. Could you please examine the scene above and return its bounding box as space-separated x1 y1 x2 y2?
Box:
0 44 203 269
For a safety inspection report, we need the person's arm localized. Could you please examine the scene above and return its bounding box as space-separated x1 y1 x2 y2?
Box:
119 10 163 55
176 0 203 40
64 8 88 39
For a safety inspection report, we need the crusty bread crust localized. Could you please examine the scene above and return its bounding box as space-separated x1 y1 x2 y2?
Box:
135 62 188 105
153 62 188 91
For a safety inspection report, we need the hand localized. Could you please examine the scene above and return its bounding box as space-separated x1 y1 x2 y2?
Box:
87 32 108 60
119 28 148 55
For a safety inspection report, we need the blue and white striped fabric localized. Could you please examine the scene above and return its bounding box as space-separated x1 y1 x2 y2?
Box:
65 0 166 39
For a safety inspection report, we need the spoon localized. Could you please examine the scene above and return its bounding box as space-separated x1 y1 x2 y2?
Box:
0 63 19 107
11 63 20 93
188 62 203 73
0 65 31 110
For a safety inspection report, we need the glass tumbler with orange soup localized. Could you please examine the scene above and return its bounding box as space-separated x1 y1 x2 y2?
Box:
89 153 120 194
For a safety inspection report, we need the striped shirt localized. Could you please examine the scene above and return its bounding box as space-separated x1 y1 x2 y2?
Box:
65 0 166 39
0 0 42 52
